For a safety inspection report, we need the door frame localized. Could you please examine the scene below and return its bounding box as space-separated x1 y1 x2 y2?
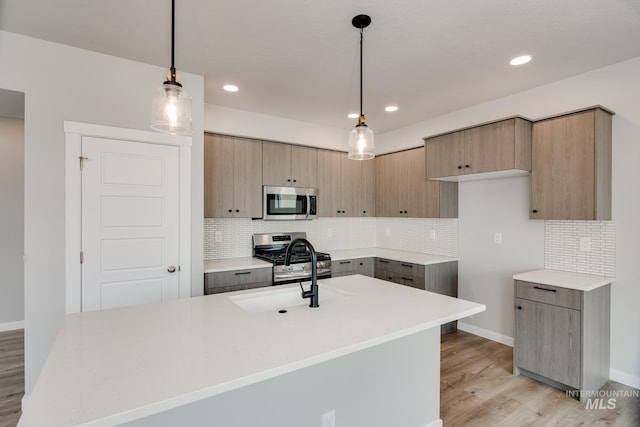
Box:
64 121 192 313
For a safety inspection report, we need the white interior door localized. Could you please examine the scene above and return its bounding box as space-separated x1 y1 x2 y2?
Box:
81 136 180 311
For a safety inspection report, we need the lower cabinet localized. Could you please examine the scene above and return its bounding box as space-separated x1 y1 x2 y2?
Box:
331 258 374 278
205 268 272 295
375 259 458 334
514 280 611 402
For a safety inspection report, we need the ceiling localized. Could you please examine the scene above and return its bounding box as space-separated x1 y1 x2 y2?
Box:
1 0 640 133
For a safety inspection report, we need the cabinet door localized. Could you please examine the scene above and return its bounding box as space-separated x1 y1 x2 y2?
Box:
317 150 342 217
404 147 441 218
262 141 292 186
375 153 400 217
291 145 318 188
515 297 581 388
340 155 361 216
424 131 464 179
530 111 596 220
233 137 263 218
360 158 376 217
356 258 374 276
204 134 234 218
464 120 517 174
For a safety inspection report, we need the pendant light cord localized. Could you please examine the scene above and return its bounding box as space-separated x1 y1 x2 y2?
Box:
170 0 176 82
359 27 363 117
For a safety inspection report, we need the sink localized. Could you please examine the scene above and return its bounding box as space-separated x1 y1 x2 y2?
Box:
229 283 350 313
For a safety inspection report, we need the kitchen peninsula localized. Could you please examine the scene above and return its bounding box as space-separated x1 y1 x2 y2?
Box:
18 275 484 427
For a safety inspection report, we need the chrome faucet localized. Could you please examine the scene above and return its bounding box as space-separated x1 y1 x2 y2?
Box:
284 238 319 308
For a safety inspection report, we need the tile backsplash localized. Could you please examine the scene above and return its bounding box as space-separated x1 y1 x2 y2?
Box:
544 220 615 276
204 217 459 260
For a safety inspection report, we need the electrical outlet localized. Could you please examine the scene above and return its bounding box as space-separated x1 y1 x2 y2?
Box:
214 231 223 243
322 410 336 427
327 228 333 237
429 229 436 240
493 232 502 245
579 237 591 252
385 227 391 237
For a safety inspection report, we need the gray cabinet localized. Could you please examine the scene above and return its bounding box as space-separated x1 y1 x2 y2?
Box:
205 268 272 295
530 106 613 220
317 150 375 217
204 134 263 218
375 147 458 218
375 259 458 334
331 258 374 277
514 280 611 402
424 116 532 180
263 141 317 188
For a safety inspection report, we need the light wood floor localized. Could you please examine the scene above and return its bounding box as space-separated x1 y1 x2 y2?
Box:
1 329 637 426
0 329 23 427
441 331 640 426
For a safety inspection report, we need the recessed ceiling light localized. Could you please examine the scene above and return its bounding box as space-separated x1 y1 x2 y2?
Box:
510 55 532 66
223 84 239 92
347 113 359 119
385 105 398 112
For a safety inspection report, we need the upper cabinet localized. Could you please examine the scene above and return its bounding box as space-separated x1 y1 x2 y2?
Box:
317 150 375 217
263 141 317 188
204 133 263 218
530 106 614 220
376 147 458 218
424 117 532 181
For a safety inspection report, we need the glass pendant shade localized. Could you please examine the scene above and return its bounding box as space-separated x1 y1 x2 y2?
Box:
348 122 374 160
151 81 192 135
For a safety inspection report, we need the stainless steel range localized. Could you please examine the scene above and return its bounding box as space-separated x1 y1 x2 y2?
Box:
253 232 331 285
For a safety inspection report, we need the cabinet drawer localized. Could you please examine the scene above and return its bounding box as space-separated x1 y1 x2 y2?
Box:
375 258 425 277
206 268 272 294
332 259 357 275
515 280 581 310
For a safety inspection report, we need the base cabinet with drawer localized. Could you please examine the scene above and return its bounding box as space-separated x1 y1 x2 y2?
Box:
513 280 611 402
205 268 272 295
332 258 374 278
375 259 458 334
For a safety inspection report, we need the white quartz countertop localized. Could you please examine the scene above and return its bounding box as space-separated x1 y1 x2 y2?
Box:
204 257 272 273
18 275 484 427
513 269 615 292
328 248 458 265
204 248 457 273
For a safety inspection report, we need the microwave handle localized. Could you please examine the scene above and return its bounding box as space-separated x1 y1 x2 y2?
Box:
305 193 311 218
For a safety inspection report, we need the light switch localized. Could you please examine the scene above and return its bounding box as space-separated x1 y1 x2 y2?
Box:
385 227 391 237
429 230 436 240
214 231 222 243
493 232 502 245
579 237 591 252
327 228 333 237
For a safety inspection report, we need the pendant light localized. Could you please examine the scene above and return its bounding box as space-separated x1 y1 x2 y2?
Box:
348 14 374 160
151 0 193 135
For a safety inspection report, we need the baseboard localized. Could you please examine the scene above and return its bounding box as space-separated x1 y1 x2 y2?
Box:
0 320 24 332
425 419 443 427
610 368 640 389
457 322 514 347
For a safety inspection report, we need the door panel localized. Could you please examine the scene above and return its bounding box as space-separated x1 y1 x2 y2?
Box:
81 136 180 311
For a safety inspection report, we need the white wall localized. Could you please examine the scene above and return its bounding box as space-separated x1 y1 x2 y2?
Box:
0 31 205 397
377 56 640 387
0 116 24 328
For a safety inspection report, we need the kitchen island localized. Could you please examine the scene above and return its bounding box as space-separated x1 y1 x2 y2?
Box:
18 275 485 427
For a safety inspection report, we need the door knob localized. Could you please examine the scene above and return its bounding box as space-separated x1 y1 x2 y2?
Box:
167 265 177 273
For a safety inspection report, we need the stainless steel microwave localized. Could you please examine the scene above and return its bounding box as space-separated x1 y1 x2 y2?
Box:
263 186 318 220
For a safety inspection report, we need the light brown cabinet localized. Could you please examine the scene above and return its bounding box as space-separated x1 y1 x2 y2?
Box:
530 106 613 220
204 133 263 218
514 280 611 402
424 117 532 180
317 150 375 217
263 141 317 188
375 147 457 218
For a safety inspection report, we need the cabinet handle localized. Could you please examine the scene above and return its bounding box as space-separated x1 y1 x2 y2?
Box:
359 262 364 266
363 210 366 214
400 263 413 268
339 261 352 265
533 286 556 293
517 305 522 310
235 271 251 276
457 165 462 169
293 179 297 183
235 209 239 213
532 209 538 213
228 209 232 213
401 277 414 281
287 179 291 182
465 164 470 168
379 260 390 264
